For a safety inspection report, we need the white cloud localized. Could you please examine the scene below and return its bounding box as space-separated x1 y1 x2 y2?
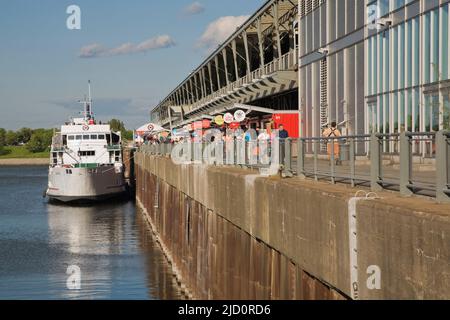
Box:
135 35 176 52
197 15 249 52
108 43 135 56
79 43 106 58
79 35 176 58
184 2 205 15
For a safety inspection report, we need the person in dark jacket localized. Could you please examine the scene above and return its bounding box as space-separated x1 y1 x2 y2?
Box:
278 124 289 139
278 125 289 165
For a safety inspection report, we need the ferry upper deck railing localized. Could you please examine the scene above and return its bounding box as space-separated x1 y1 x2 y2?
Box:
139 131 450 203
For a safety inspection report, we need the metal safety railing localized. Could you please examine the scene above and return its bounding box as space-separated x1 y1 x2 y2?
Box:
140 131 450 203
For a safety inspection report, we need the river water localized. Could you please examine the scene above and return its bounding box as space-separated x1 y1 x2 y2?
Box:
0 166 182 300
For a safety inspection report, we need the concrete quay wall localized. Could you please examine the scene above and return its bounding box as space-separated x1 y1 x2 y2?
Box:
135 152 450 300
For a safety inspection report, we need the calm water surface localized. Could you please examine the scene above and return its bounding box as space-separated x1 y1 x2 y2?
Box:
0 166 182 300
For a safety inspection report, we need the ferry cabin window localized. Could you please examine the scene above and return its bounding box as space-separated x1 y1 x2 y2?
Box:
68 136 75 141
78 151 95 156
76 135 82 140
112 133 120 144
83 135 90 140
98 134 105 140
90 135 98 140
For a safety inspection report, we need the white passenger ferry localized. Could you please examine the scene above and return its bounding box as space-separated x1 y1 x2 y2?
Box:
46 82 126 202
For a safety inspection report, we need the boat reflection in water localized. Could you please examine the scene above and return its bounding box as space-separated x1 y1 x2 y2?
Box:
46 200 183 300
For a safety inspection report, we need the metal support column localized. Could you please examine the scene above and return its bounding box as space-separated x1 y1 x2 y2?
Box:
173 92 178 107
399 132 413 196
273 2 282 60
215 56 221 89
180 102 185 121
243 31 251 76
200 70 206 98
232 40 239 81
349 137 356 188
222 49 230 85
178 90 184 107
207 62 214 93
314 140 319 181
188 83 194 105
201 67 208 96
288 12 295 50
184 85 189 105
257 18 265 67
370 133 383 191
189 79 195 102
168 105 173 131
195 73 202 99
297 139 306 179
284 138 292 175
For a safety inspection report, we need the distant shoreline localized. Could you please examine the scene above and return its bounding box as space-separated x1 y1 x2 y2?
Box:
0 158 48 166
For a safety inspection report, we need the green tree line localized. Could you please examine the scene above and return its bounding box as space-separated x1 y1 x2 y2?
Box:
0 119 133 155
0 128 54 155
108 119 134 141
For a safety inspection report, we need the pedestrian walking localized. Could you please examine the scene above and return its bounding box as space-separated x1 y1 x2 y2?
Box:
323 121 342 165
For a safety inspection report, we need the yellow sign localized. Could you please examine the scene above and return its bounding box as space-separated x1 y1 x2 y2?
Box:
214 115 224 126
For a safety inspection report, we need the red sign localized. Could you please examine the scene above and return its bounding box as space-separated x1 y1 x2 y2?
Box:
272 113 300 138
229 122 240 129
193 121 203 130
202 119 211 129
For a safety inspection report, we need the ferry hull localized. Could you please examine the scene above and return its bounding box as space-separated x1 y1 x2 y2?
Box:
47 166 127 203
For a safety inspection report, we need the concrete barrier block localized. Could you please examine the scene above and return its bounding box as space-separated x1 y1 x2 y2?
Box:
357 198 450 300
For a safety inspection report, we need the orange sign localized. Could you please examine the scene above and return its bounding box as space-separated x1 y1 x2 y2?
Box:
202 119 211 129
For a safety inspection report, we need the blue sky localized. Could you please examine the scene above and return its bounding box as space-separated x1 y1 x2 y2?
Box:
0 0 263 130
